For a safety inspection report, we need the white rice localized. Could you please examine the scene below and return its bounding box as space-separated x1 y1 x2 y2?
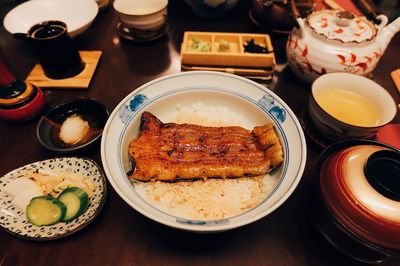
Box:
132 102 278 220
173 102 247 127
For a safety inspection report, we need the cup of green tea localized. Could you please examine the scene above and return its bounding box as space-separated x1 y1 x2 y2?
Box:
308 73 397 141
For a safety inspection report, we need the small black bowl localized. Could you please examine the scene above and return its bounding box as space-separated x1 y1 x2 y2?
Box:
37 98 109 153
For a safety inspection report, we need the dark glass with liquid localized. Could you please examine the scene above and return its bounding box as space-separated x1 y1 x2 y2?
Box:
27 21 84 79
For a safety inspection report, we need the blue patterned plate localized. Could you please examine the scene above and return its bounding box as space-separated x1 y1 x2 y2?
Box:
0 157 106 240
101 71 306 232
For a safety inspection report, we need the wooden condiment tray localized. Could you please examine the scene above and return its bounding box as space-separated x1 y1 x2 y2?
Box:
180 31 275 68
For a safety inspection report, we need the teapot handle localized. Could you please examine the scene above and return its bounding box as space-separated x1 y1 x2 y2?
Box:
352 0 380 24
288 0 301 28
13 33 30 40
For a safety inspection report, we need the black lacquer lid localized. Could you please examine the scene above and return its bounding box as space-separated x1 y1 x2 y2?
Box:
365 150 400 201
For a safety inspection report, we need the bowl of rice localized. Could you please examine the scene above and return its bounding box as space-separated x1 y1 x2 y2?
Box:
101 71 307 232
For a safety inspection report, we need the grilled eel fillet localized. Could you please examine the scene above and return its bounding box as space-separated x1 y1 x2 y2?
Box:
128 111 284 181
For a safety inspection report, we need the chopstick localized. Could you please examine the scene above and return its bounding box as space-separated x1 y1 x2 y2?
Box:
391 69 400 94
390 69 400 110
324 0 345 10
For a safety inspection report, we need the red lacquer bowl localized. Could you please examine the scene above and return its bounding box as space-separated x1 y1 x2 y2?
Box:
0 82 45 122
311 140 400 263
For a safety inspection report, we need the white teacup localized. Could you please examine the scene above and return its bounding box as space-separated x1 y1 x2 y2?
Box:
113 0 168 39
308 73 397 141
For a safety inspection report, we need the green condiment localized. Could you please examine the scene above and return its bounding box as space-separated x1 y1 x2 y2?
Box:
189 39 211 52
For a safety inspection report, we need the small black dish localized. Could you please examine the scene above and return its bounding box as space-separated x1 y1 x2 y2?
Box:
299 110 332 149
37 98 109 153
116 22 168 43
299 110 377 149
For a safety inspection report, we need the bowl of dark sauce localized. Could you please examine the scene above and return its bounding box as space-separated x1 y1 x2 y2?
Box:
37 99 109 153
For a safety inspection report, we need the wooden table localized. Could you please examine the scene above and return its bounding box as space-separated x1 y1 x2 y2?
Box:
1 1 399 265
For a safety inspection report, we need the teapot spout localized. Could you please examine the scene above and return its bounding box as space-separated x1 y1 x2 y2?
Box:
378 16 400 54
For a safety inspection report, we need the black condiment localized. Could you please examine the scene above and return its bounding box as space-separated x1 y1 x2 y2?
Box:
243 39 268 54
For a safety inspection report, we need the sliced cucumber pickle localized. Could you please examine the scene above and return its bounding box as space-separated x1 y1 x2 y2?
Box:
26 195 67 226
58 187 89 222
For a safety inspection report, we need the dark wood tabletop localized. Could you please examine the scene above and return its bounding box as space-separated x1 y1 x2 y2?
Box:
0 1 399 265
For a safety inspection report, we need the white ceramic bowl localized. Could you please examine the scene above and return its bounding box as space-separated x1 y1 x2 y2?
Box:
3 0 99 38
101 71 307 232
113 0 168 31
308 73 397 141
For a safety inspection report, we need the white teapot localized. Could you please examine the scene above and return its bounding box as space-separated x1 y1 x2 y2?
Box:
286 1 400 83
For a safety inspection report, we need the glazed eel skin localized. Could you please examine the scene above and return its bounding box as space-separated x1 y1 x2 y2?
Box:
128 111 284 181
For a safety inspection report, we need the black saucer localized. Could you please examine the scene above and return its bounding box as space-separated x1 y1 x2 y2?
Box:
117 23 168 43
248 9 291 35
299 110 333 149
300 110 377 150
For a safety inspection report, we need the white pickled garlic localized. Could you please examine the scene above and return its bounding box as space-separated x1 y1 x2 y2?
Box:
59 115 90 144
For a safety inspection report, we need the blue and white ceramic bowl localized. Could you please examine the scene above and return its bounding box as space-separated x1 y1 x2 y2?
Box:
101 71 306 232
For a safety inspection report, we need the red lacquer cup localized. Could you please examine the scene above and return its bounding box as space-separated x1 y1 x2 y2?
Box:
0 82 45 122
310 140 400 263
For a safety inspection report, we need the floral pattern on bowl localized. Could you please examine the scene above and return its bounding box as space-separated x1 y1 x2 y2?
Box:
119 94 148 124
258 95 286 123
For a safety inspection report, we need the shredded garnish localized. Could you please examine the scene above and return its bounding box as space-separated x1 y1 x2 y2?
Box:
22 169 95 197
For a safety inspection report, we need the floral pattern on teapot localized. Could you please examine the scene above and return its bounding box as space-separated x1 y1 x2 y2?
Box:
286 34 382 79
308 10 376 43
285 8 400 83
336 50 381 73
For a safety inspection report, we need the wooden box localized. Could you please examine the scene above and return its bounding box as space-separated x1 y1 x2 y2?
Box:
180 31 275 68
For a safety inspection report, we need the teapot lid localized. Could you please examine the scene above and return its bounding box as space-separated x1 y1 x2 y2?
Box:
307 9 377 43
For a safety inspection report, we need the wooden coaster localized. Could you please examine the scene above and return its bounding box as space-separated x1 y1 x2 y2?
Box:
26 51 102 89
